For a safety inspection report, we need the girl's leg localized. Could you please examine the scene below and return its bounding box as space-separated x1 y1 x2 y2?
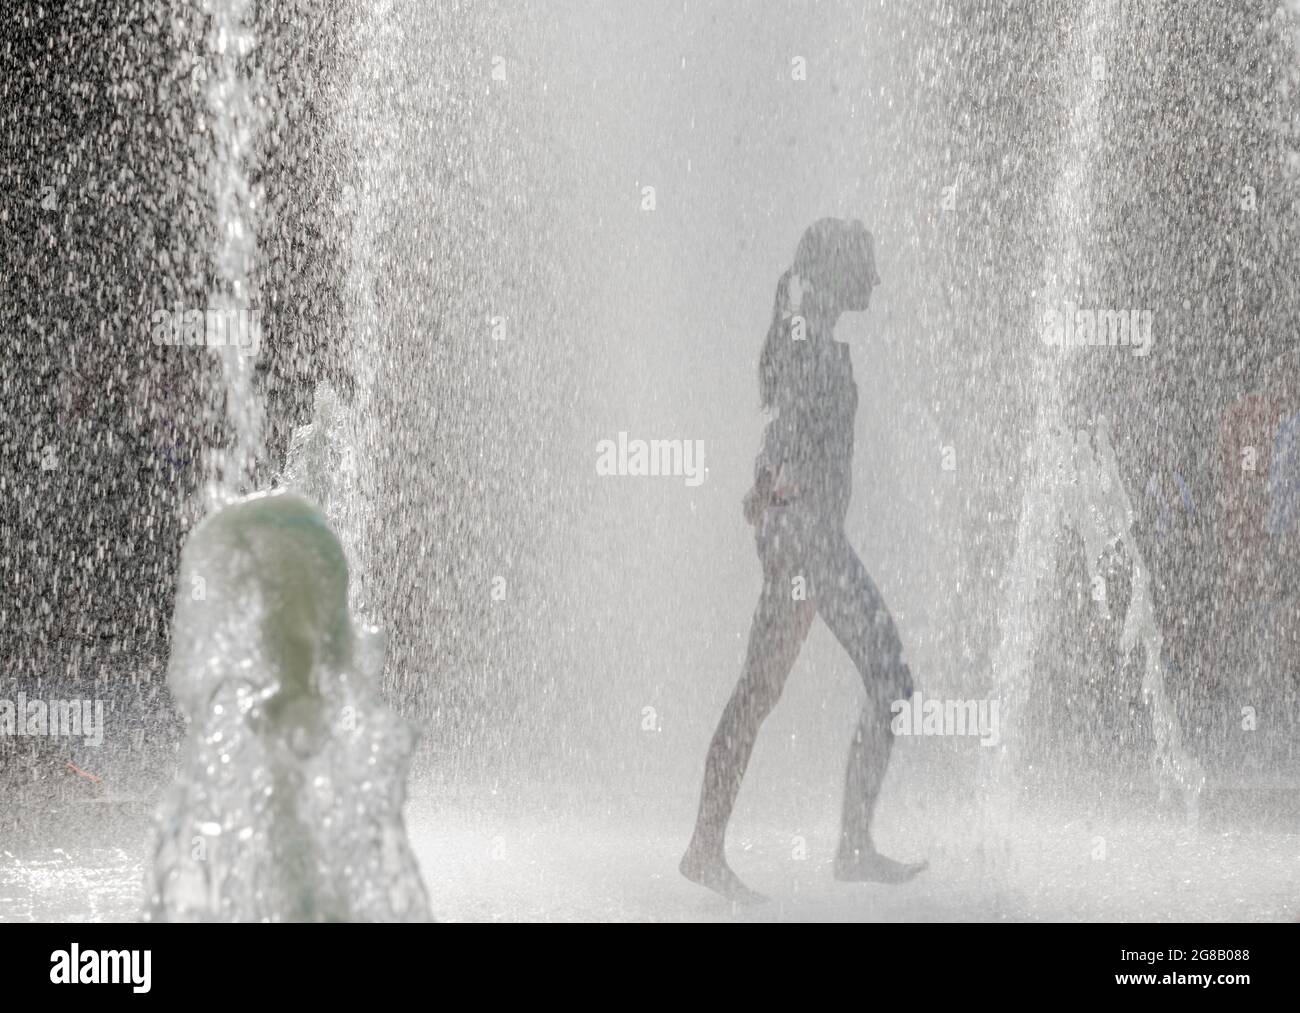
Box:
812 538 926 882
681 573 815 901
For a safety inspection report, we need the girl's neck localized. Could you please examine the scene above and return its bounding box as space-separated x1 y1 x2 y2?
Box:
801 292 842 333
802 303 842 345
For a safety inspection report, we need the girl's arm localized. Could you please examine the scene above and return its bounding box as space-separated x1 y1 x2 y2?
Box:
744 401 801 524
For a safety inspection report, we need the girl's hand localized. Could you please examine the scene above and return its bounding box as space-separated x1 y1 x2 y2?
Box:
743 466 800 525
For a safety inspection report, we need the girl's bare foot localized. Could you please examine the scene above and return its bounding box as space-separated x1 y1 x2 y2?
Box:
680 843 768 904
834 849 928 884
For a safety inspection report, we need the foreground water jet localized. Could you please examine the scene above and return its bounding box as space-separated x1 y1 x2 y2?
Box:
985 412 1205 823
145 491 431 922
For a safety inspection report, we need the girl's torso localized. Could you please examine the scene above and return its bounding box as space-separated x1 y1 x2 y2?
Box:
762 336 858 526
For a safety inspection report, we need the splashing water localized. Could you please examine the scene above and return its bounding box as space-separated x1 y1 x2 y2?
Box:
281 383 372 616
986 417 1205 818
145 492 430 922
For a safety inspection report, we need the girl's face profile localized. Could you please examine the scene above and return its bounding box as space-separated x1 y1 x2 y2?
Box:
836 223 878 313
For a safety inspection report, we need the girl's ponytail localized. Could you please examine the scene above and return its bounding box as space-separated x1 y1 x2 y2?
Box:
758 269 794 411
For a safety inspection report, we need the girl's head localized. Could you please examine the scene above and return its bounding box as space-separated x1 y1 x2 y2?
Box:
760 218 879 409
792 217 880 313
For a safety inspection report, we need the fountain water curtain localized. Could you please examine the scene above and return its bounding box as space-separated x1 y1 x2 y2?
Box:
318 0 404 621
985 0 1203 823
203 0 265 505
146 491 431 922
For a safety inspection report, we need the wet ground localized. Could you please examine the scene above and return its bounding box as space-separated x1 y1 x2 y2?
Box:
4 779 1295 922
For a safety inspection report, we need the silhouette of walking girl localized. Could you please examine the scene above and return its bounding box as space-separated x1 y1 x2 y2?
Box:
681 218 926 902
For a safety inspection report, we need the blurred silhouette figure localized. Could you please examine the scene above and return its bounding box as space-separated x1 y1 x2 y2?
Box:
681 219 925 903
